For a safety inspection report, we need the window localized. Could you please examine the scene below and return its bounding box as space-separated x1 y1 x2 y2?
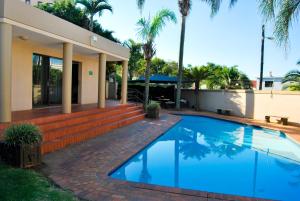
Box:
265 81 273 88
25 0 30 4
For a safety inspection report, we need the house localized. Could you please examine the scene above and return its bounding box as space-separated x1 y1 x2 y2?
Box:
256 77 283 90
0 0 130 123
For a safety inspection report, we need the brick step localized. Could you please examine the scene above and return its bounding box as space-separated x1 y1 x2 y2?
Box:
0 104 138 133
43 109 144 141
42 113 145 154
24 104 136 125
40 105 143 132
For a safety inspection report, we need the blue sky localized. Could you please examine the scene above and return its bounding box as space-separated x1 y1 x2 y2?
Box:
100 0 300 79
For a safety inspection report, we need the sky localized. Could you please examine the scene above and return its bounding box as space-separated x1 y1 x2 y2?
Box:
100 0 300 79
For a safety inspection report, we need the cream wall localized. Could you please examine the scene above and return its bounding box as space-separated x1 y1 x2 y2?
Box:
181 89 300 124
12 38 100 111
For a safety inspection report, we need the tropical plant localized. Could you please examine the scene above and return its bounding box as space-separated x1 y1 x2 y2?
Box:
136 9 177 108
259 0 300 45
282 70 300 91
184 66 212 110
208 66 251 89
36 0 118 42
76 0 113 31
137 0 238 110
4 124 42 146
124 39 143 80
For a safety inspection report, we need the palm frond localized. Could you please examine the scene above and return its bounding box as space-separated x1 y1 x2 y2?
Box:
297 60 300 65
136 17 151 41
282 70 300 83
259 0 300 45
137 0 146 10
149 9 177 40
202 0 238 17
274 0 300 45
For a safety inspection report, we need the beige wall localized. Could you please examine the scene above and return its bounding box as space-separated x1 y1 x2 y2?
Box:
12 38 100 111
181 89 300 124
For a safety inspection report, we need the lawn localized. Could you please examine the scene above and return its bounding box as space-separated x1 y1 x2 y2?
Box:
0 163 78 201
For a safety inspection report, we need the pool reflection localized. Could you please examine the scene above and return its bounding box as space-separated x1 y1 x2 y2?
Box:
111 116 300 201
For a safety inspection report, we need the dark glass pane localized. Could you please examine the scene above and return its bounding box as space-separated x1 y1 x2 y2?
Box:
49 58 63 105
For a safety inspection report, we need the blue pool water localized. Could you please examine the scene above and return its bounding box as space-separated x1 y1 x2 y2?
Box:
110 116 300 201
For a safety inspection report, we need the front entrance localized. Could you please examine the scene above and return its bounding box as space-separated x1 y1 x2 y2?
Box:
32 54 80 108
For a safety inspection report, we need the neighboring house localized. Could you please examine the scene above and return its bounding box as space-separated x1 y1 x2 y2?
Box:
256 77 283 90
0 0 130 123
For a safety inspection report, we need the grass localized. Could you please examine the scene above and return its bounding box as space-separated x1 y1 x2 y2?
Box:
0 163 78 201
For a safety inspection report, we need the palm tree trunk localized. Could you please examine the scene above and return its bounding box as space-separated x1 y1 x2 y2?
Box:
176 15 187 110
89 15 94 31
195 80 200 111
144 59 151 110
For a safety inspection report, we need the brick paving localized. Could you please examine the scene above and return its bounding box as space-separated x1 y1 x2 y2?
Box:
40 112 284 201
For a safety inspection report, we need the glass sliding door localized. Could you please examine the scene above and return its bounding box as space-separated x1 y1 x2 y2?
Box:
32 54 79 108
48 58 63 105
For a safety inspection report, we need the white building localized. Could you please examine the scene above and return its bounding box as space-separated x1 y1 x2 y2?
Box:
256 77 283 90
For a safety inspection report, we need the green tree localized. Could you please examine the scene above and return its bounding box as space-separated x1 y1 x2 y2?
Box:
136 9 177 108
151 57 167 74
137 0 238 110
124 39 143 80
76 0 112 31
184 66 212 110
37 0 118 42
37 0 89 27
162 61 178 76
259 0 300 45
282 70 300 91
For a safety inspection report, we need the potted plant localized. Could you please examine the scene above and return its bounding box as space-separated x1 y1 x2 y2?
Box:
0 124 42 168
146 103 161 119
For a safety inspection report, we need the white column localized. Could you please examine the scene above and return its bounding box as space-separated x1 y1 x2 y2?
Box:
62 42 73 114
0 23 12 123
121 60 128 104
98 53 107 108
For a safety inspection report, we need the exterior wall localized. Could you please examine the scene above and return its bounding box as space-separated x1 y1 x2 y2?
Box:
19 0 54 5
2 0 129 60
181 89 300 124
12 38 99 111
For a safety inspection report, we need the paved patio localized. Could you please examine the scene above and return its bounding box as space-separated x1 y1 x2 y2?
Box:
39 112 295 201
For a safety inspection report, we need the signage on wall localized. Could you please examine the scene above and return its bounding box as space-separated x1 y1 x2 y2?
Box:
88 70 94 77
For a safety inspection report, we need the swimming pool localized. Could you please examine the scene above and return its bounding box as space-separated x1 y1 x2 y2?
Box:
110 115 300 201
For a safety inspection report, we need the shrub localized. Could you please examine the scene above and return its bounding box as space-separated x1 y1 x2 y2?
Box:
147 103 161 111
4 124 42 146
146 103 161 119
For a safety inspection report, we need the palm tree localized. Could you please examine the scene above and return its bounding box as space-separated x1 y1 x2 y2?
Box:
136 9 177 108
76 0 112 31
184 66 211 111
282 70 300 91
297 60 300 65
259 0 300 45
137 0 238 110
